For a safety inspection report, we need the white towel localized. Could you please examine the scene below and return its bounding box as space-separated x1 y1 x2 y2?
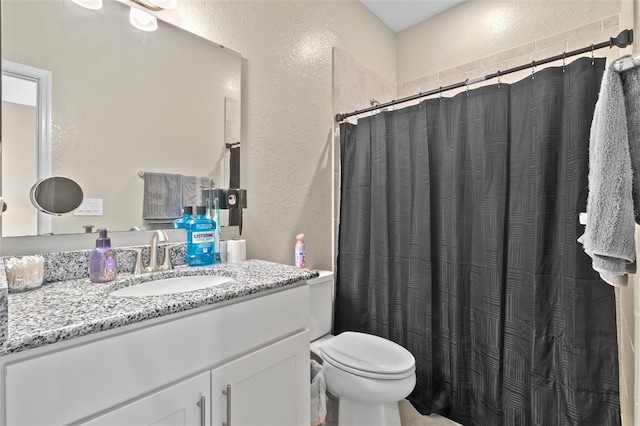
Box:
579 62 640 287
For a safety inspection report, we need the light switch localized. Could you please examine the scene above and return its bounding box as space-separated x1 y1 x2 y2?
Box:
74 198 103 216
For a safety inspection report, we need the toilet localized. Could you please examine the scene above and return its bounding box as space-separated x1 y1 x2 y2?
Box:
308 271 416 426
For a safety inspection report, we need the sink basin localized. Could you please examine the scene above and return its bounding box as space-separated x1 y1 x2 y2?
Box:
111 275 233 297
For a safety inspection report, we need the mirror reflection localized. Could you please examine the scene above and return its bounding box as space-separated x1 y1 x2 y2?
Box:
1 0 241 237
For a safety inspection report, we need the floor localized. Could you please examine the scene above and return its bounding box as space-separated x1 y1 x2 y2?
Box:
398 400 462 426
321 396 461 426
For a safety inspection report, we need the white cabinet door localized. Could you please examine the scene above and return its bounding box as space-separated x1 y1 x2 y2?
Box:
211 331 310 426
80 372 210 426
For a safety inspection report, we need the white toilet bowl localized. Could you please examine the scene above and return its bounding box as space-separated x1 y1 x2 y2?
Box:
308 272 416 426
320 331 416 426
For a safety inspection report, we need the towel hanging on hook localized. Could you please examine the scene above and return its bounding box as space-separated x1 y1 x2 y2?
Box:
579 54 640 287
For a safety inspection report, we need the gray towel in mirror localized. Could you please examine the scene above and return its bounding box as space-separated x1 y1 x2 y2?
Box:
142 172 183 220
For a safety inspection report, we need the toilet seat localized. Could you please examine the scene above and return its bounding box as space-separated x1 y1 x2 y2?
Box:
321 331 415 380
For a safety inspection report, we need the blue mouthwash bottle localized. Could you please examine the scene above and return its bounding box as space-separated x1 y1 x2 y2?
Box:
186 206 216 266
173 206 193 229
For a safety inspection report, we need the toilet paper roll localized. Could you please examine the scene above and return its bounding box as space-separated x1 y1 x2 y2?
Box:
227 238 246 262
220 240 228 262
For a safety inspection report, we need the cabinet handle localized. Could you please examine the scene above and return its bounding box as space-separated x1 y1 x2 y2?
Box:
196 395 206 426
222 384 232 426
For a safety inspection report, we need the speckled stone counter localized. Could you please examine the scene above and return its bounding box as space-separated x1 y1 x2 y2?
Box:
0 259 318 355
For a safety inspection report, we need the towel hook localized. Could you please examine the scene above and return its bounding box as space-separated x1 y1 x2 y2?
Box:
531 60 536 79
562 52 566 73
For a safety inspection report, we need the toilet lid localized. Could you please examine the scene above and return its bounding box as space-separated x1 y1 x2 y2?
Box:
320 331 415 379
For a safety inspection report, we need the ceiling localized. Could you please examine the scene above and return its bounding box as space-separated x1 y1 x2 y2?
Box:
360 0 466 33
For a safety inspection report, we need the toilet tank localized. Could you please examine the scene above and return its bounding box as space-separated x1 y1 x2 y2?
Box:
308 270 334 341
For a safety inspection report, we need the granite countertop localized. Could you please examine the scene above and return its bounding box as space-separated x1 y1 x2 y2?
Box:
0 259 318 355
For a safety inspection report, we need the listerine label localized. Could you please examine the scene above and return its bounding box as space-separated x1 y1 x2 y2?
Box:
192 231 215 244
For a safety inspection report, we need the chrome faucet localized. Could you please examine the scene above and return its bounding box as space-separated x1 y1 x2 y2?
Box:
145 230 169 273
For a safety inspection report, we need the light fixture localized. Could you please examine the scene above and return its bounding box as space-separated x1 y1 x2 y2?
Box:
129 7 158 32
71 0 103 10
131 0 176 11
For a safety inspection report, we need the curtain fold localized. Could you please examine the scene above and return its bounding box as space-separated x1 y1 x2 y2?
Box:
335 57 620 426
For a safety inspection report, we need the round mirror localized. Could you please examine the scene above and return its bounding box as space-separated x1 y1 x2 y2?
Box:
30 176 83 215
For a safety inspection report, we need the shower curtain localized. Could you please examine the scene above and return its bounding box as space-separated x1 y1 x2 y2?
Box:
334 57 621 426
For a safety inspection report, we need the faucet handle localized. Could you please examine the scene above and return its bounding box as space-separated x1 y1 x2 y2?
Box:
122 248 144 274
160 245 173 271
160 243 183 271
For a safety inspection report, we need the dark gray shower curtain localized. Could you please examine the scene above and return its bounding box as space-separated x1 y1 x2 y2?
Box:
335 57 621 426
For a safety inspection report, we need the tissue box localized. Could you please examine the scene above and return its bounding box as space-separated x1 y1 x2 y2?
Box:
5 256 44 292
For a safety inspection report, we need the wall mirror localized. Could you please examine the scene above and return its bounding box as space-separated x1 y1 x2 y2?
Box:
1 0 241 238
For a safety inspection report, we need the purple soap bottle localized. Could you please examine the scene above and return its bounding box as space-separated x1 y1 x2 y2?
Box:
89 228 117 283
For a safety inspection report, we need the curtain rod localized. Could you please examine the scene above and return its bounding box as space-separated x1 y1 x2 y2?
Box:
335 29 634 123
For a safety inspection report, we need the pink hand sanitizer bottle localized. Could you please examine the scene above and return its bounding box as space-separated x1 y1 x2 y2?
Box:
295 233 306 268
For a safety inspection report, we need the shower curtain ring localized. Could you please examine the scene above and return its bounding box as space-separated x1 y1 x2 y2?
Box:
465 79 469 96
562 52 566 72
497 70 501 88
531 60 536 79
439 87 443 102
591 44 595 65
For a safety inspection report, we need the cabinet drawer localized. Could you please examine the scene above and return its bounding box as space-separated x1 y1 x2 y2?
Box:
3 284 308 426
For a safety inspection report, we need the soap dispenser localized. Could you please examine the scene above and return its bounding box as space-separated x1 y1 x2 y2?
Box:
89 228 117 283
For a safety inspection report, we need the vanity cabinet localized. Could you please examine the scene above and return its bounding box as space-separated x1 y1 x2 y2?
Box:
0 284 310 426
81 331 309 426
